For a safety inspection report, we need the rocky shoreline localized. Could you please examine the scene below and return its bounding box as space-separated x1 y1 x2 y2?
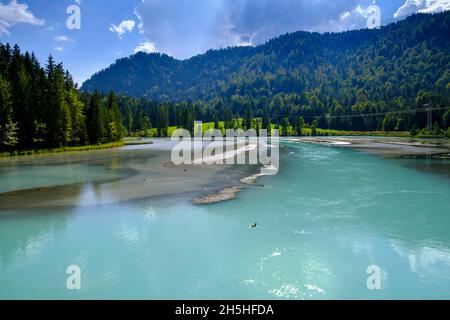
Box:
192 164 277 205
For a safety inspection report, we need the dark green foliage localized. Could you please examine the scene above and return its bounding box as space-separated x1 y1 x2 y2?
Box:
295 117 305 136
86 91 103 144
262 110 271 131
0 43 124 151
224 107 234 129
311 119 319 136
281 117 289 136
106 91 125 141
0 74 17 148
213 113 220 130
157 105 169 137
244 106 253 130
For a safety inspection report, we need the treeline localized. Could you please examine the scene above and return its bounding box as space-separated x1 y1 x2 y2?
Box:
115 92 450 137
116 95 268 137
0 43 125 151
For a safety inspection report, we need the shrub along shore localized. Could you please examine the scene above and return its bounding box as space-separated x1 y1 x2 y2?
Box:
0 141 125 158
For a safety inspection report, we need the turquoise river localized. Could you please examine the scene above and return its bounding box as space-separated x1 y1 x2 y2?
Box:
0 140 450 299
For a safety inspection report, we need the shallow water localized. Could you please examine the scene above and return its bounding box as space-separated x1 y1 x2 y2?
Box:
0 141 450 299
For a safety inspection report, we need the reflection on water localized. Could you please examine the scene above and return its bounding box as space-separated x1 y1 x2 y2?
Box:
0 142 450 299
0 144 253 211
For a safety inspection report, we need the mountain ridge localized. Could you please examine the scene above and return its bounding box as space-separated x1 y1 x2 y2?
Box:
81 12 450 110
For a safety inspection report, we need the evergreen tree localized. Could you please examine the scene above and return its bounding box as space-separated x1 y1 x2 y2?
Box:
213 113 220 130
87 91 102 144
311 119 319 136
244 106 253 130
184 109 194 135
0 43 127 150
45 58 69 147
262 110 271 131
106 91 124 141
66 87 86 145
0 75 18 149
224 107 233 129
296 117 305 136
281 117 289 136
157 105 169 137
10 45 31 147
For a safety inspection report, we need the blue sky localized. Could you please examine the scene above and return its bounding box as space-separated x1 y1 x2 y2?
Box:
1 0 449 85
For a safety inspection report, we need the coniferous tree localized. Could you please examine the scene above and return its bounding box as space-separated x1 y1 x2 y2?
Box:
10 45 31 147
184 109 194 135
87 91 102 144
0 74 18 149
311 119 319 136
224 107 233 129
213 113 220 130
157 105 169 137
106 91 124 141
262 110 271 131
244 106 253 131
45 58 69 147
65 72 86 146
296 117 305 136
0 43 127 151
281 117 289 136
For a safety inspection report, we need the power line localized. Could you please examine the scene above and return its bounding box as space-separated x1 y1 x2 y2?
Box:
280 106 450 120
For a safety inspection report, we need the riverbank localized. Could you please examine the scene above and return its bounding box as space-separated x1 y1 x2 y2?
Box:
0 139 258 210
292 136 450 158
301 129 413 137
123 137 154 146
0 141 125 158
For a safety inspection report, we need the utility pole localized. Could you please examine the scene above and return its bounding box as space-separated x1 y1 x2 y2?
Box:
424 101 432 131
420 101 433 168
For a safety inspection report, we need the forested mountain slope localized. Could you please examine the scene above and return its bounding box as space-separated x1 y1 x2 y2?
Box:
81 12 450 132
82 13 448 101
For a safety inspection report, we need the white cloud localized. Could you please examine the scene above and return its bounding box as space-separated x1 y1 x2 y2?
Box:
54 35 72 42
134 41 156 54
54 47 64 52
340 11 352 20
133 0 449 59
109 20 136 39
335 6 370 31
420 0 450 13
395 0 427 18
134 0 358 59
0 0 44 35
395 0 450 19
329 5 381 32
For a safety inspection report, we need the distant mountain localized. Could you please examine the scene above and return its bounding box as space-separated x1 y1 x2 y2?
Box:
82 12 450 106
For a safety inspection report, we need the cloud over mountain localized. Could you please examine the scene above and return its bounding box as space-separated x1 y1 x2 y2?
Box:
133 0 449 59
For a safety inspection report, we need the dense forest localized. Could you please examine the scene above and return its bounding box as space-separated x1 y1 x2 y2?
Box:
2 13 450 151
113 94 267 137
0 43 125 151
83 12 450 134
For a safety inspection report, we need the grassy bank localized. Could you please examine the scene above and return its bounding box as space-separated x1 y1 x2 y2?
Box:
123 137 154 145
132 121 414 138
0 141 125 158
126 118 449 139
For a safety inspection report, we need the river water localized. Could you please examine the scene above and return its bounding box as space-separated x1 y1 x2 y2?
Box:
0 140 449 299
